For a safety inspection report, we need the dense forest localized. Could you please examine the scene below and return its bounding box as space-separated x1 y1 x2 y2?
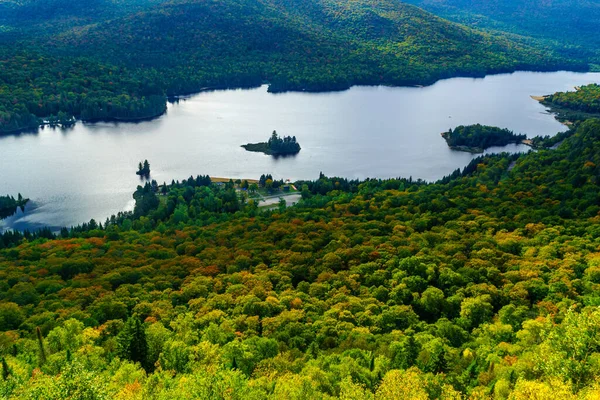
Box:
0 0 586 133
1 112 600 397
0 51 166 133
403 0 600 64
442 125 527 153
541 84 600 123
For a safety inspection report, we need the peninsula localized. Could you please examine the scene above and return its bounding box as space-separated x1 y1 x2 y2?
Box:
534 84 600 124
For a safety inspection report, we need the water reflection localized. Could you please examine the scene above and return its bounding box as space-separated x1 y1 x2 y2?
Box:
1 71 598 231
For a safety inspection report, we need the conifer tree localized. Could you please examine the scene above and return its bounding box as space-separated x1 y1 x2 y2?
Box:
1 357 10 380
117 317 148 370
307 342 319 359
36 327 47 366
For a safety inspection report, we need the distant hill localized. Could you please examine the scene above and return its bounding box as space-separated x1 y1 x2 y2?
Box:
43 0 577 91
0 0 585 133
0 0 167 31
404 0 600 63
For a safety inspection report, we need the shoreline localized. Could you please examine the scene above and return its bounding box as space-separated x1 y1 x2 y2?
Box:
531 94 582 127
210 177 259 184
2 68 595 136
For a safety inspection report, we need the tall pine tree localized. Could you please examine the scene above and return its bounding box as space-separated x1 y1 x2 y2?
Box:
117 317 148 370
36 327 47 367
1 357 10 380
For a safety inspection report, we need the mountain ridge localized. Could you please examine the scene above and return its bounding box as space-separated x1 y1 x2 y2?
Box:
0 0 583 133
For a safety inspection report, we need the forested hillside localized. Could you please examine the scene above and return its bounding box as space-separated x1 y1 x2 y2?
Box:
0 0 168 33
2 2 600 397
0 0 582 133
0 50 166 132
1 117 600 398
404 0 600 63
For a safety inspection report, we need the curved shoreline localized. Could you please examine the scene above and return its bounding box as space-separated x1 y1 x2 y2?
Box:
2 68 595 136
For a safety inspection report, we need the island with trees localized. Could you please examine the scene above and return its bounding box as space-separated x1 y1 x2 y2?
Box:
0 193 28 219
136 160 151 178
442 124 528 153
242 131 301 156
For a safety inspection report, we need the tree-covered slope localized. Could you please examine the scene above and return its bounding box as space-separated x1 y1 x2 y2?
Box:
49 0 574 90
0 0 168 33
0 0 583 133
1 119 600 397
404 0 600 62
0 50 167 133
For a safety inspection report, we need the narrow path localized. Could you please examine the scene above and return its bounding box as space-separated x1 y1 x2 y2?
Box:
254 192 302 208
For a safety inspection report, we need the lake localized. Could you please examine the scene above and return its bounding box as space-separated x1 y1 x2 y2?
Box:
1 70 599 232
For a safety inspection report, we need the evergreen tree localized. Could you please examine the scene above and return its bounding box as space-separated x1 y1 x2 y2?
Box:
307 342 319 359
36 327 47 367
266 131 300 155
136 160 151 177
405 335 419 369
117 317 149 370
1 357 10 380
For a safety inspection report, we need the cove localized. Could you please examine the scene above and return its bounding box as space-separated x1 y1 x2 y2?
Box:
1 70 599 232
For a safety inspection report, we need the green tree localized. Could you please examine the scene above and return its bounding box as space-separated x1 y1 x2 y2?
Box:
1 357 10 380
36 326 47 367
460 295 494 328
117 317 149 370
0 302 24 331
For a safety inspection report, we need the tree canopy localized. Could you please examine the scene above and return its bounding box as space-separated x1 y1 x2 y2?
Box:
1 114 600 397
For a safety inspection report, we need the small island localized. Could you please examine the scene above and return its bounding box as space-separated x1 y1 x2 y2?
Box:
442 124 527 153
0 193 29 220
242 131 301 156
136 159 151 177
